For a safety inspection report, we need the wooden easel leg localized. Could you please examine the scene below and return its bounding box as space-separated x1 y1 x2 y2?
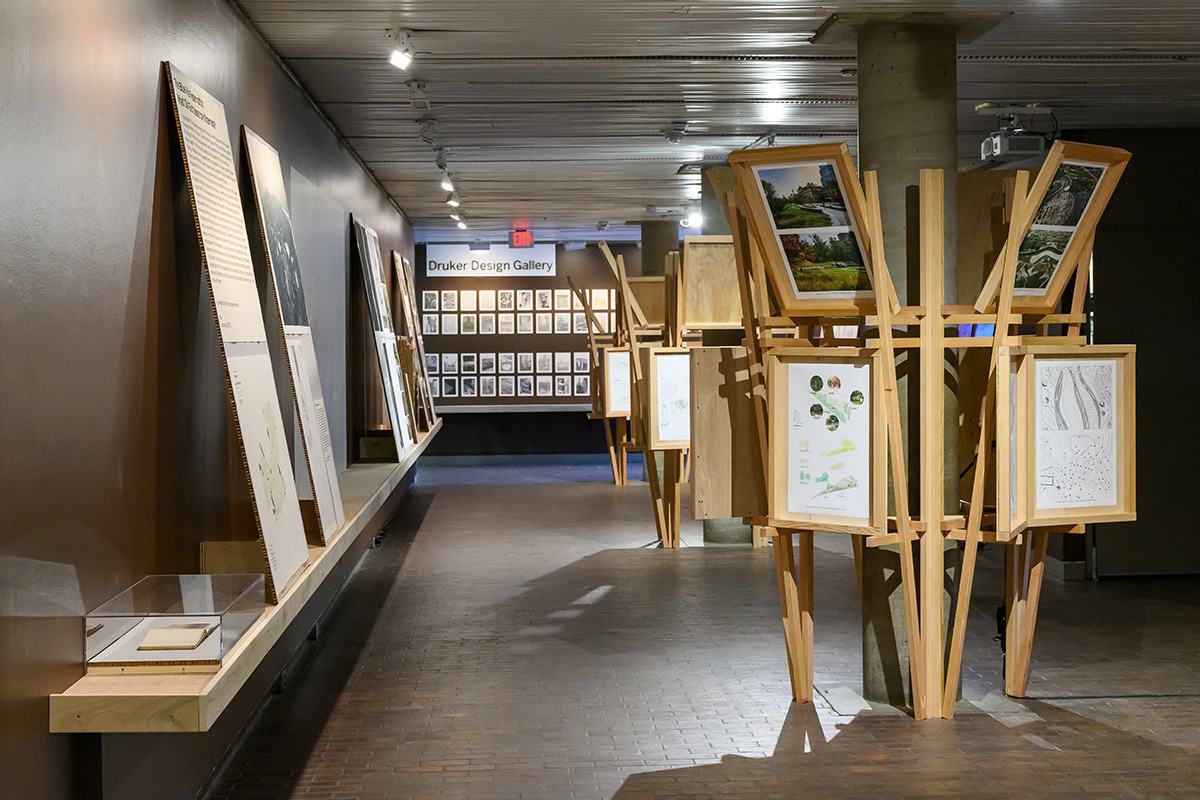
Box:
1009 530 1049 696
644 449 669 546
851 536 864 600
1005 537 1029 696
663 451 681 549
618 421 628 485
773 531 813 703
942 532 980 718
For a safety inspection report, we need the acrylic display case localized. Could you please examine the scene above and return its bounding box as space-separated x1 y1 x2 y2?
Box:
84 574 265 675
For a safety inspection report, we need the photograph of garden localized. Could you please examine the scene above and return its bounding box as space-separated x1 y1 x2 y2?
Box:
755 161 850 229
1033 161 1106 228
780 231 872 293
1015 228 1073 290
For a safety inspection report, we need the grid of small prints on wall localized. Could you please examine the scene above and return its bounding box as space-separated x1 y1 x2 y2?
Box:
420 287 613 404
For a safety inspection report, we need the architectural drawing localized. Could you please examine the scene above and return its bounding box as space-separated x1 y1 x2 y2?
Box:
1035 359 1118 509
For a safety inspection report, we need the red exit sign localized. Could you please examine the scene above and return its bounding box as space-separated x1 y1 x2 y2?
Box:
509 229 535 248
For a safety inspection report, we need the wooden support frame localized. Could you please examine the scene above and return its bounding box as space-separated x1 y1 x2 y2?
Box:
682 234 743 329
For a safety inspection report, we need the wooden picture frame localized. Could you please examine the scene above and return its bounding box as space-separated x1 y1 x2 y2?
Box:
766 348 886 532
600 346 631 418
999 344 1136 531
682 235 743 329
976 141 1131 315
640 347 691 450
728 143 877 318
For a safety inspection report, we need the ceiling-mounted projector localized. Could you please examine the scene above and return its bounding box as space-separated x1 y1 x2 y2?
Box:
981 131 1047 160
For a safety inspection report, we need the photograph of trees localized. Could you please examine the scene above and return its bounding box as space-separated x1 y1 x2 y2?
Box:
756 162 849 230
780 231 871 293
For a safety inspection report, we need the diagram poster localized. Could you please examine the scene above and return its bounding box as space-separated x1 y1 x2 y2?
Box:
1035 359 1118 509
243 126 344 540
606 350 631 415
654 353 690 443
165 63 309 596
785 361 871 519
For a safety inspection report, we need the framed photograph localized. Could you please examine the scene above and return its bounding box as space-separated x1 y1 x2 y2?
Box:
608 312 616 334
640 347 692 450
683 235 743 329
425 353 439 375
480 375 497 397
498 352 515 373
997 344 1136 533
440 290 458 312
602 347 631 418
498 290 515 311
422 291 438 312
517 289 534 311
422 315 439 336
442 377 459 397
460 313 477 335
555 375 572 396
479 353 496 373
460 353 477 373
517 352 534 373
461 376 477 397
573 352 590 373
428 377 439 398
441 313 458 336
554 313 571 334
536 289 553 311
458 289 477 312
517 313 534 334
478 289 496 312
728 142 878 318
536 313 552 334
977 141 1131 315
574 374 590 397
554 352 572 373
499 375 516 397
536 352 553 373
498 313 515 334
766 348 886 531
517 375 534 397
573 312 588 334
554 289 571 310
441 353 458 374
536 376 554 397
479 313 496 334
592 288 609 311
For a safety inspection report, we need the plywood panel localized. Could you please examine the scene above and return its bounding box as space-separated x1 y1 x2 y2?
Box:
690 347 766 519
683 235 743 329
627 276 666 326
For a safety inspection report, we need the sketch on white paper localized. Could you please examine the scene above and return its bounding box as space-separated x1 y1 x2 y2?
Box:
606 351 631 414
1035 359 1117 509
654 353 690 443
785 361 870 519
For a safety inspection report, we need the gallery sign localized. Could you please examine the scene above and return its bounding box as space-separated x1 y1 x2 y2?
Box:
425 243 556 277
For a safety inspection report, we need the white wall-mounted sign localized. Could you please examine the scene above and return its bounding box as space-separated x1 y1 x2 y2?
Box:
425 243 556 277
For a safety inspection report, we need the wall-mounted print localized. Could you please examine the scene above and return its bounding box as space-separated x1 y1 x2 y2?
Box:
479 353 496 373
460 353 477 373
422 314 438 335
537 376 554 396
422 291 438 312
977 141 1131 314
518 375 534 396
536 313 552 334
441 314 458 336
555 375 572 396
442 377 459 397
554 313 571 334
554 352 572 373
498 313 515 334
441 353 459 374
480 376 496 397
425 354 439 374
574 374 590 396
536 289 553 310
572 291 584 311
479 313 496 335
498 289 515 311
592 289 609 311
461 376 477 397
478 289 496 312
428 377 439 398
517 313 534 334
518 353 534 373
499 375 515 397
498 352 515 373
440 290 458 312
460 314 477 335
766 348 886 532
517 289 534 311
728 143 878 318
554 289 572 310
573 352 590 373
573 312 588 334
536 352 554 373
459 289 477 313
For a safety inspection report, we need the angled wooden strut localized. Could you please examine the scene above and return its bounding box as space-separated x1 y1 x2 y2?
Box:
569 275 627 486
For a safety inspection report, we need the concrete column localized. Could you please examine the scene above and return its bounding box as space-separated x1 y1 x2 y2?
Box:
640 220 679 276
700 168 732 237
856 22 961 707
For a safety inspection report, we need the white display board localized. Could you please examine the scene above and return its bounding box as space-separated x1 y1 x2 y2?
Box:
165 63 309 599
654 352 690 444
425 243 556 277
785 361 871 519
605 349 631 415
1034 358 1118 510
243 126 345 541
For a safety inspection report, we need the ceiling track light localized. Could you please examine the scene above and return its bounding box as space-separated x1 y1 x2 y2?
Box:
457 221 467 230
446 190 461 207
386 28 414 70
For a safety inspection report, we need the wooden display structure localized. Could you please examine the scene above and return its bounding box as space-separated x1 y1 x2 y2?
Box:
568 273 628 485
720 140 1135 717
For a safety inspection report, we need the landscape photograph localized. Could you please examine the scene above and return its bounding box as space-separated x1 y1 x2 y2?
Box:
779 230 871 293
1033 161 1106 228
756 161 849 230
1015 228 1073 290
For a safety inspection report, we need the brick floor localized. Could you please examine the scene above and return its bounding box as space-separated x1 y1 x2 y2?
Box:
206 464 1200 799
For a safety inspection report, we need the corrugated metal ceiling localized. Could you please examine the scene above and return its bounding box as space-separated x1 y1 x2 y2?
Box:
233 0 1200 242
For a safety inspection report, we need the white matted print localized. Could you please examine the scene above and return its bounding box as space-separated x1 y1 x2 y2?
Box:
479 313 496 334
517 353 534 373
498 289 515 311
574 374 590 396
517 375 534 396
517 289 534 311
422 291 438 312
441 353 459 374
573 352 590 373
536 289 553 310
499 375 516 397
536 352 554 373
554 289 572 310
1035 359 1117 509
536 313 552 334
441 314 458 336
555 375 572 396
478 289 496 311
440 290 457 311
537 376 554 396
458 289 477 312
480 375 496 397
654 352 691 444
554 352 572 373
460 313 477 335
422 314 439 335
517 313 534 334
498 352 515 373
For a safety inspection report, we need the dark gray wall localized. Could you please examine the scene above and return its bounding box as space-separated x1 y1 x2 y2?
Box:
1069 129 1200 576
0 1 413 797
